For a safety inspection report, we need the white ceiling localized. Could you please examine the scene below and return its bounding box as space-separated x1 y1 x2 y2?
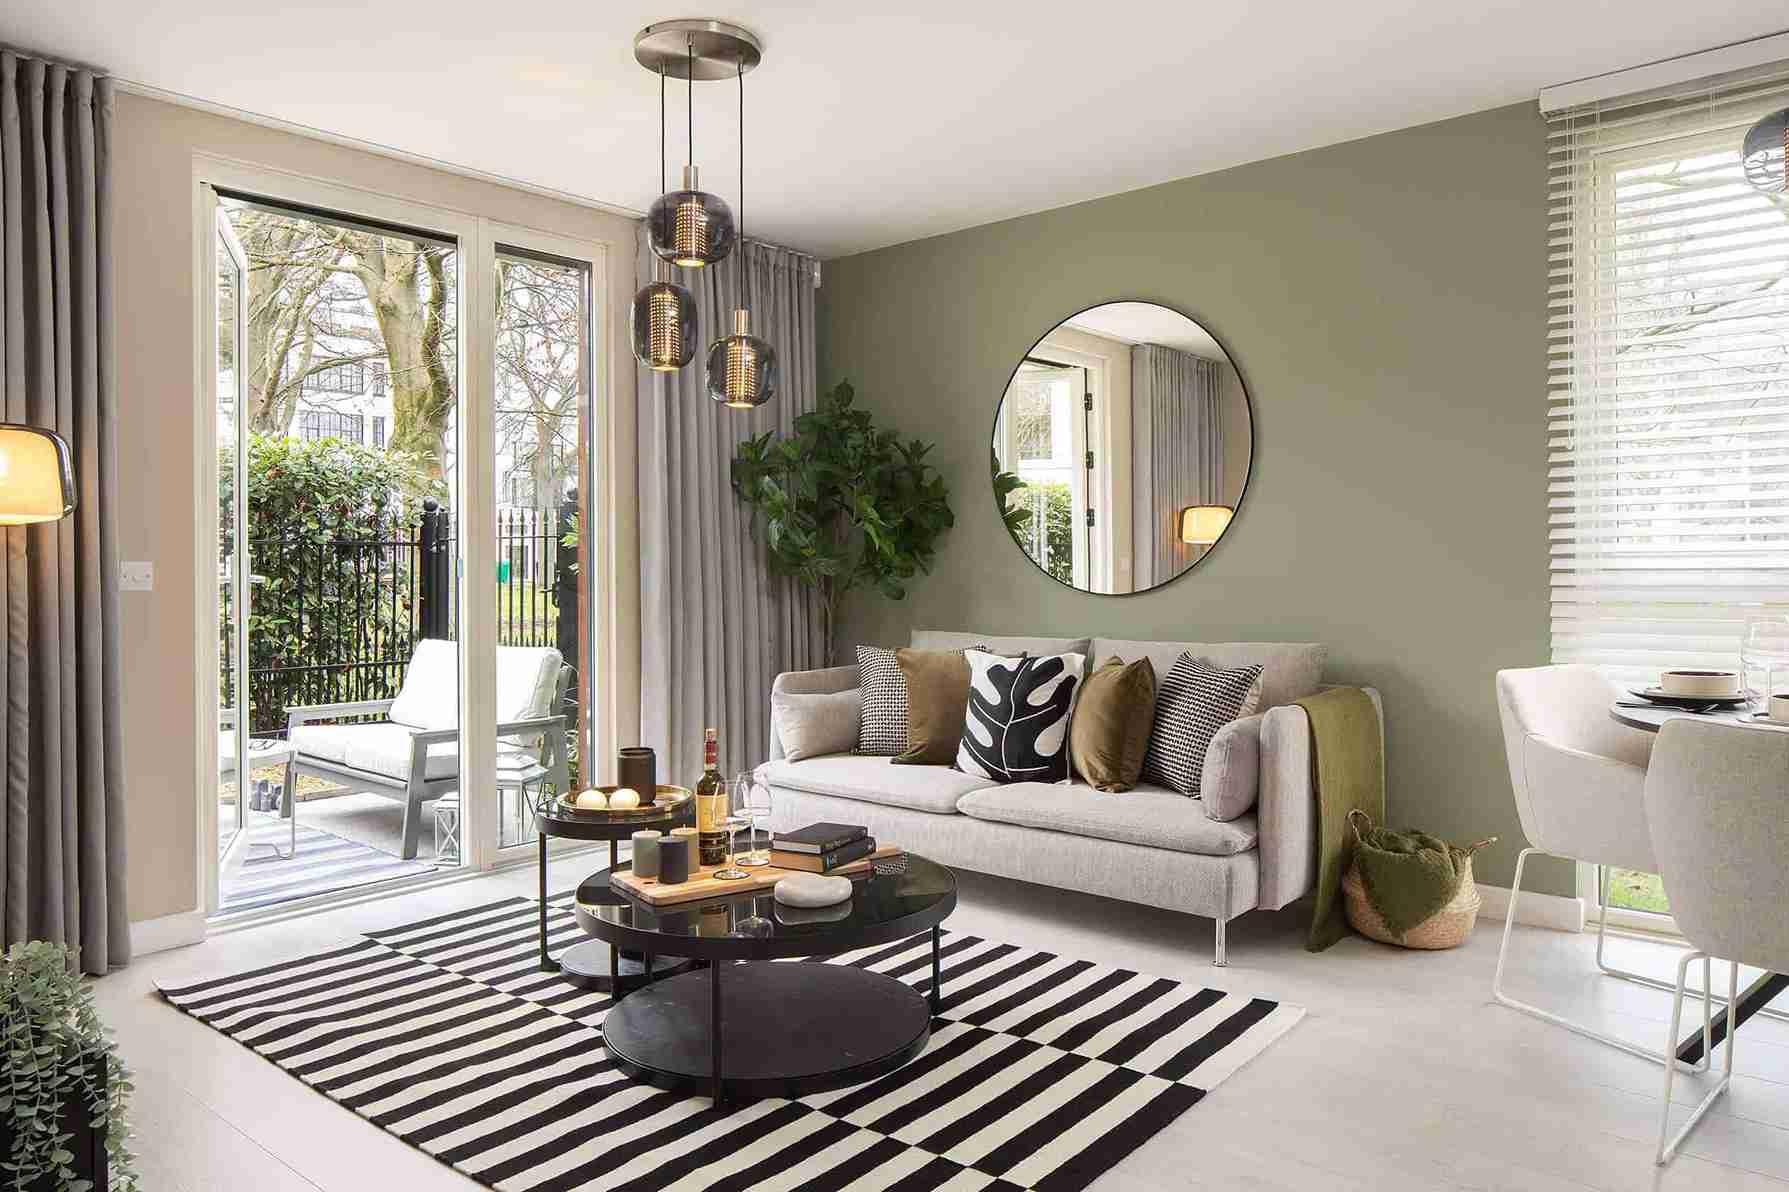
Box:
1065 303 1226 359
5 3 1786 259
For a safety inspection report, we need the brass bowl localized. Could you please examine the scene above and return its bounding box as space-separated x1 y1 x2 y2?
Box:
555 784 691 821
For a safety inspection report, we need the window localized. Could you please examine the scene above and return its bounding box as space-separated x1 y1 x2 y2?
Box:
301 362 368 396
1548 67 1789 918
1549 69 1789 684
297 407 366 444
372 415 386 449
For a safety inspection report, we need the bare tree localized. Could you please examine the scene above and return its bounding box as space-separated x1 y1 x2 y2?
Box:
494 257 582 507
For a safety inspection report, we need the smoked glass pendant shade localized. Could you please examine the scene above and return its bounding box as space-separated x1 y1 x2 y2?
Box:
630 278 698 371
1743 107 1789 195
649 165 735 268
706 309 776 408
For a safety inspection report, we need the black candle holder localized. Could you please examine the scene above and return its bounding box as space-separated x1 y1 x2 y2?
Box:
618 746 658 805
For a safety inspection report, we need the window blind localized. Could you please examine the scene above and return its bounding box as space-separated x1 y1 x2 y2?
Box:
1548 66 1789 683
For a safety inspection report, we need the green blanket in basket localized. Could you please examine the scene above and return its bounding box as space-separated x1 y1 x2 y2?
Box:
1351 819 1468 939
1299 688 1384 952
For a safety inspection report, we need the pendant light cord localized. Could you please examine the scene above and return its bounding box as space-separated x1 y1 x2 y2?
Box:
686 36 695 172
738 56 747 316
658 65 666 197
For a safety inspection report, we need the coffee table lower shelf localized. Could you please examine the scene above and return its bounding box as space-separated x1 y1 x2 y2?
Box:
600 960 932 1103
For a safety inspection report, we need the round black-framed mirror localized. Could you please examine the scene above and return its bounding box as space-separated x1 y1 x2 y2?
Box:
992 301 1254 595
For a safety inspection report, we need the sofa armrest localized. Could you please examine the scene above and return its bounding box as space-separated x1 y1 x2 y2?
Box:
768 664 860 760
1257 685 1382 911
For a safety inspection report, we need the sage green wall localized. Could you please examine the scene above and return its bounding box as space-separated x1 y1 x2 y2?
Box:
819 102 1567 896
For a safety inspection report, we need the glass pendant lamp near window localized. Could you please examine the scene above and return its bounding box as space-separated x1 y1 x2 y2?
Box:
707 58 776 409
631 64 698 370
1743 105 1788 194
640 26 741 269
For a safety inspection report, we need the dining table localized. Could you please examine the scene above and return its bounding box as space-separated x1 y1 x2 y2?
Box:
1609 698 1789 1064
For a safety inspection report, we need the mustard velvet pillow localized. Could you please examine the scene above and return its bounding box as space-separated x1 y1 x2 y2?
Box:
893 647 982 765
1068 656 1157 791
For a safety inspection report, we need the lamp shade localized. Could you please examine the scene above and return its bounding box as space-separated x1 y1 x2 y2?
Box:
630 279 698 371
1179 504 1233 546
1743 106 1789 195
648 166 735 268
706 309 776 408
0 425 75 525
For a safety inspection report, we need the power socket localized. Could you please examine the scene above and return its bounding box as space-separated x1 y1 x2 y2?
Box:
119 562 153 592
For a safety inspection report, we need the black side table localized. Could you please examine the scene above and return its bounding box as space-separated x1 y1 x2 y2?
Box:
536 794 694 993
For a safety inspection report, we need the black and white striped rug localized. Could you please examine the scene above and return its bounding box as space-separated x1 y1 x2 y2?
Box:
159 892 1303 1191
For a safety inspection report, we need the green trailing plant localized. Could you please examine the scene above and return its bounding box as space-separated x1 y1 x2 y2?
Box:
732 381 954 663
991 449 1031 539
1 942 136 1191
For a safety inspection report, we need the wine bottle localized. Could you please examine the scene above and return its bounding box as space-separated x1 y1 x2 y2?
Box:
695 728 727 868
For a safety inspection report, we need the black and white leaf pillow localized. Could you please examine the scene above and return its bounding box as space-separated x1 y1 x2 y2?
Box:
1140 653 1264 797
956 650 1085 783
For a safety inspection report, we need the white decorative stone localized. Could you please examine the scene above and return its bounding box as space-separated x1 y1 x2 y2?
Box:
773 873 853 907
607 788 641 809
574 789 609 810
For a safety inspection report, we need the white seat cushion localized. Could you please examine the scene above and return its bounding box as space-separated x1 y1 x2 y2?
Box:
760 756 994 814
956 781 1258 857
388 639 562 730
292 722 459 781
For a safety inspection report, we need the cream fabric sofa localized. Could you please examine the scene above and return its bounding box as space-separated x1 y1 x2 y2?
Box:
760 630 1382 965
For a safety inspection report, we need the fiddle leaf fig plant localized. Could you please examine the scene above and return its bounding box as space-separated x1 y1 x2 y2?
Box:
732 380 954 663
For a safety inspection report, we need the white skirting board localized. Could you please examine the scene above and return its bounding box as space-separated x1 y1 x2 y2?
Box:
1474 883 1586 933
129 910 206 957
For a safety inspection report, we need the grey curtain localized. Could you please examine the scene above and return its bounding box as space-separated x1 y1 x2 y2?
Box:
0 50 127 973
637 228 824 784
1131 344 1221 589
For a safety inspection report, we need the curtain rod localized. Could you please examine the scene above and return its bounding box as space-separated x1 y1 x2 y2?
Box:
1539 28 1789 112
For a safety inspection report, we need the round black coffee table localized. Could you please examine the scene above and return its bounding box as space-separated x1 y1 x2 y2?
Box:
575 853 955 1104
535 793 694 993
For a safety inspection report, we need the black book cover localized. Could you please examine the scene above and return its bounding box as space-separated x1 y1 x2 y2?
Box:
771 821 868 854
770 837 877 872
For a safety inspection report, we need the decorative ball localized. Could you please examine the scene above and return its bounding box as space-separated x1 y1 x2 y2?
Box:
608 788 641 810
574 789 608 810
773 874 853 908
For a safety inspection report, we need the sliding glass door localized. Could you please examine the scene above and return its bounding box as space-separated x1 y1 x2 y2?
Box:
215 211 250 871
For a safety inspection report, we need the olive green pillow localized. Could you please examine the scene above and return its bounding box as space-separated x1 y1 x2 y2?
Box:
892 647 976 765
1069 656 1157 792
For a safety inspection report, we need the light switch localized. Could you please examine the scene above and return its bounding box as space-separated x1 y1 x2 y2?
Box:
120 562 153 592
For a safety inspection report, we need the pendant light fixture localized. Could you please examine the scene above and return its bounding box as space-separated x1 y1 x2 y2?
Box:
630 64 697 370
1743 106 1789 195
707 57 775 409
638 22 754 269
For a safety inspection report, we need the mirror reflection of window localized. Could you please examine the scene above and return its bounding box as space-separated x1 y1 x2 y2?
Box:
992 302 1252 595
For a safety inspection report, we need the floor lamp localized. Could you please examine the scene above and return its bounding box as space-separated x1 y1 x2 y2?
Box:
0 425 76 525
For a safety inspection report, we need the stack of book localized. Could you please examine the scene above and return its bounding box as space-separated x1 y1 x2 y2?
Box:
770 822 877 873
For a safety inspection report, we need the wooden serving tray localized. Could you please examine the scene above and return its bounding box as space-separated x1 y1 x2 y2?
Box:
612 845 903 906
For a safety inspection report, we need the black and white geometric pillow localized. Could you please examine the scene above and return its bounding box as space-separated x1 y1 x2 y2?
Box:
855 645 909 755
855 643 992 756
1141 653 1265 797
956 649 1085 783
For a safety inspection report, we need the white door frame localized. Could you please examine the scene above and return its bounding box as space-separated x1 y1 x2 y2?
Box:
192 154 497 914
483 222 610 866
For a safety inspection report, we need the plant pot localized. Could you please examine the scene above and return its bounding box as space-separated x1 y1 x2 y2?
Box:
0 1054 109 1192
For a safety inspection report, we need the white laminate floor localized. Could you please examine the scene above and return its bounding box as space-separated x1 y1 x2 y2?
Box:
98 860 1789 1192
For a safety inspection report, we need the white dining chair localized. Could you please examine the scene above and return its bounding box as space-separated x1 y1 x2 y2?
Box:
1643 717 1789 1164
1493 665 1708 1069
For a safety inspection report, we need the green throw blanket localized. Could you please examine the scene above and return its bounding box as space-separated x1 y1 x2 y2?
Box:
1348 813 1474 938
1298 688 1385 951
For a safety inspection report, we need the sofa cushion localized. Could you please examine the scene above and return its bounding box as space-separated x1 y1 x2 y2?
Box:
772 687 862 761
894 648 973 765
389 640 561 730
760 755 993 814
1141 655 1264 797
956 782 1258 856
910 629 1091 667
1069 656 1157 792
1090 639 1323 712
294 722 460 781
956 649 1084 783
1202 712 1262 822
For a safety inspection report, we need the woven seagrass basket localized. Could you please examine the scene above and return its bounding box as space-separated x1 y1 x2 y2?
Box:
1342 810 1495 950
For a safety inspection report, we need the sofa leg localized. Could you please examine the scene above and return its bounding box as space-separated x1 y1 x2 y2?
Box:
1213 919 1227 967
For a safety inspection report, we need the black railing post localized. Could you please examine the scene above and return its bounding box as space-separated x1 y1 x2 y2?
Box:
418 498 450 640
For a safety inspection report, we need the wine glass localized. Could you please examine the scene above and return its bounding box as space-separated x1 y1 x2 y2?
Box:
736 773 772 866
716 810 751 881
1741 613 1789 711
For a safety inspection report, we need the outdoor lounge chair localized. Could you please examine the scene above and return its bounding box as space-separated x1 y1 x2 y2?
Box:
282 639 570 859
